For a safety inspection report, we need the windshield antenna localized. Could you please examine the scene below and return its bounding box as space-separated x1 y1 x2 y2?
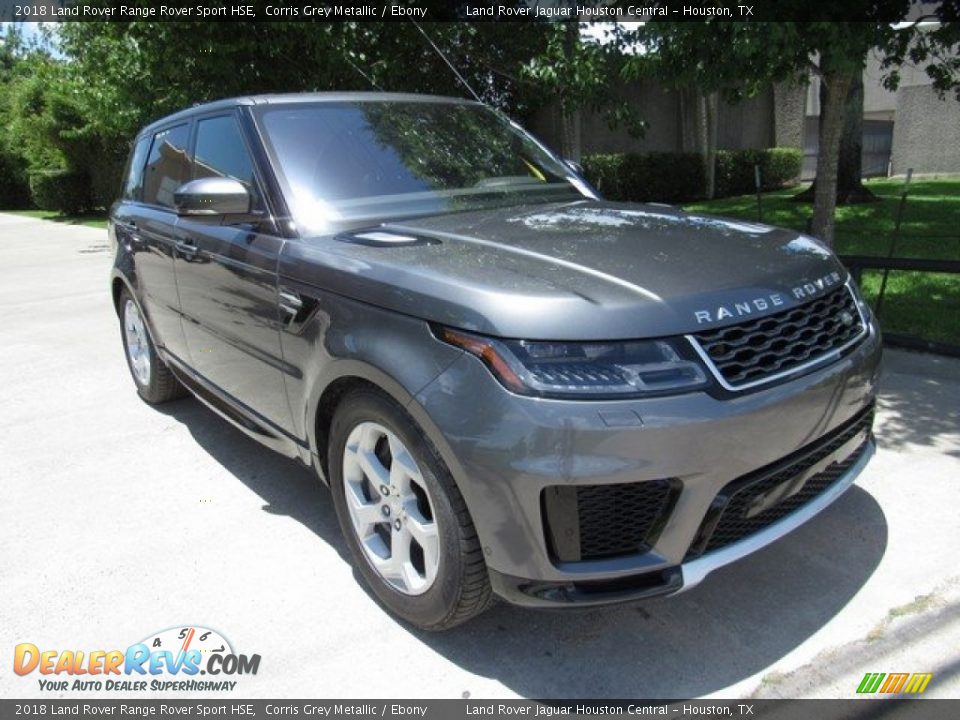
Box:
410 21 483 103
345 56 383 91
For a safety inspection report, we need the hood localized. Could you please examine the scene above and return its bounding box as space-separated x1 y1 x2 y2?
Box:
280 200 849 340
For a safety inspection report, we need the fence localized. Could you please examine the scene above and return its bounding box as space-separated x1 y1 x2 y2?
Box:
750 166 960 358
839 254 960 358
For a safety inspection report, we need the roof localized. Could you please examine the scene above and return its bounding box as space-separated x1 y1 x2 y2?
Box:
136 92 481 138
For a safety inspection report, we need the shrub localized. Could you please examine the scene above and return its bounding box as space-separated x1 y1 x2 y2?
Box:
582 151 706 204
764 147 803 188
28 169 92 215
583 147 802 205
642 152 706 203
0 151 31 209
87 148 127 209
580 153 626 199
715 147 802 197
58 131 128 209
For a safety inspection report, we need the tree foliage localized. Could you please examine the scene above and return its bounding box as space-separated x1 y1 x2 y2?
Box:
0 16 560 208
522 22 646 139
0 27 42 207
54 19 552 142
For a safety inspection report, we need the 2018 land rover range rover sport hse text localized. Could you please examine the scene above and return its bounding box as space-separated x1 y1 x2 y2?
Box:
109 93 881 630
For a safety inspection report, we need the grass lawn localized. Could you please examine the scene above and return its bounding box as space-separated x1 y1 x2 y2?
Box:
2 209 108 230
684 177 960 347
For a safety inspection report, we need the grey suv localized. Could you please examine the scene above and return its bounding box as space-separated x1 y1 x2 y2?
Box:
109 93 881 630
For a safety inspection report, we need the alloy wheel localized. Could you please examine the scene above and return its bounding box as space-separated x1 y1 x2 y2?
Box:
124 299 152 386
341 421 440 595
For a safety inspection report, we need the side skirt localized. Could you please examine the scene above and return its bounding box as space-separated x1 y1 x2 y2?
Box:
160 348 311 464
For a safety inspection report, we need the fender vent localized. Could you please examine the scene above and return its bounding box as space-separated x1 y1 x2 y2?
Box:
336 230 438 247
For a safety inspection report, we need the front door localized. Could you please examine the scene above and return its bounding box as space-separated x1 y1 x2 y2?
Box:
173 113 294 434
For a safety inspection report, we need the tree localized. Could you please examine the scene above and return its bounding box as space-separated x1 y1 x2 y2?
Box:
522 21 646 161
54 19 553 141
0 26 49 208
631 6 960 245
793 69 879 204
47 16 556 205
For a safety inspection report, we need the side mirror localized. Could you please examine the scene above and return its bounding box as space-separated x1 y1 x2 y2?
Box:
564 158 585 176
174 177 250 217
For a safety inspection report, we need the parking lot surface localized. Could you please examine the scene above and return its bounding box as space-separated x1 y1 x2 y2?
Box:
1 213 958 699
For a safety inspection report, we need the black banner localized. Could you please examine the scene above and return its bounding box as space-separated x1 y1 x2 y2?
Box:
2 0 957 23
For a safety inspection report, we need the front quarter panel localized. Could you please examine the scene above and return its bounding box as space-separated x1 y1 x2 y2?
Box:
276 243 465 463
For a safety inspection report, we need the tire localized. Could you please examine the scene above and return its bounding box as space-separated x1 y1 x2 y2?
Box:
118 287 187 404
328 388 493 630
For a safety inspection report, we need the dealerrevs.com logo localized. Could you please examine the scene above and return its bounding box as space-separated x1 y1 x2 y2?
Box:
14 626 260 692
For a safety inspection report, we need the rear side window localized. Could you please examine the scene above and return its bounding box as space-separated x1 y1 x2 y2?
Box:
143 124 191 208
122 136 151 201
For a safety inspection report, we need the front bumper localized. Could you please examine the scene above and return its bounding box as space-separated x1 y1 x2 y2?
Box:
488 438 874 607
410 326 882 607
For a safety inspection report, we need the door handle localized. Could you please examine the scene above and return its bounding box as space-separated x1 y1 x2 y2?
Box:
117 220 139 242
278 290 303 319
174 239 198 258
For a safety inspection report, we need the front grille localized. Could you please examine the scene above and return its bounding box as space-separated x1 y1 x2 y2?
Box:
685 404 874 559
692 285 865 388
542 479 679 563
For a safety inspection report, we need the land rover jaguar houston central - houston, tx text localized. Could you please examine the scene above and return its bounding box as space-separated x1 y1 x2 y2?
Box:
109 93 880 630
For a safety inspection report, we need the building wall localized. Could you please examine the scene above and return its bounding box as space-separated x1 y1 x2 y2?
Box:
803 44 960 176
531 79 789 157
716 89 775 150
580 79 681 154
891 85 960 175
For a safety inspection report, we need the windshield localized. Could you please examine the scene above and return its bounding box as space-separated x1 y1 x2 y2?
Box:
255 101 590 233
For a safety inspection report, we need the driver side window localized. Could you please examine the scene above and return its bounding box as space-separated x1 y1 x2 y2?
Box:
192 114 261 210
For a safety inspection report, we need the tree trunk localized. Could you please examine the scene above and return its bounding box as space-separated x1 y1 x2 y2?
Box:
704 91 718 200
559 109 581 161
679 88 717 199
836 73 877 203
810 70 854 245
557 21 581 162
793 64 877 205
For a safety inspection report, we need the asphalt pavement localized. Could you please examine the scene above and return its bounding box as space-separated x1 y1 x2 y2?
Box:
1 212 958 700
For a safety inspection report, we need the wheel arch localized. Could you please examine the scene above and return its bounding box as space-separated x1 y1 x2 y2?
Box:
308 362 424 483
110 271 137 316
307 360 466 496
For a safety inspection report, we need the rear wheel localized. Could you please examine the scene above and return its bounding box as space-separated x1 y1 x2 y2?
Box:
328 389 493 630
118 288 187 404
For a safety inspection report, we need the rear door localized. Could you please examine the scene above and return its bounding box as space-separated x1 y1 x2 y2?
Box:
172 111 294 433
118 123 192 360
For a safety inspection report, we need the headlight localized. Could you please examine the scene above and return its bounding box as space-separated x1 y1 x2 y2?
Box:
437 327 709 399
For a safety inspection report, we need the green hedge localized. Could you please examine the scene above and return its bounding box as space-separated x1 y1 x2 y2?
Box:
581 152 706 204
0 151 31 209
28 169 92 215
582 147 802 204
715 147 802 197
64 135 128 210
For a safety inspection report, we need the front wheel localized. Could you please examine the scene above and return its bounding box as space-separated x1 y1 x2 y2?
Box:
328 389 493 630
118 288 187 404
